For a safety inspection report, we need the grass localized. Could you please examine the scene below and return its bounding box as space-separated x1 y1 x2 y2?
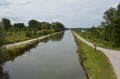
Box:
6 29 56 44
78 32 120 51
72 32 117 79
6 31 41 44
6 33 29 44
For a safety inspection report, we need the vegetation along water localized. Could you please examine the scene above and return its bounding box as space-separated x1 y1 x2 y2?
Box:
0 31 87 79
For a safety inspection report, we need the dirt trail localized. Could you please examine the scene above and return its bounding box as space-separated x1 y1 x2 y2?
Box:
4 32 60 48
73 32 120 79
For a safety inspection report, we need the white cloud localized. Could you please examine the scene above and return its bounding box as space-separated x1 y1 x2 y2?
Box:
0 0 119 28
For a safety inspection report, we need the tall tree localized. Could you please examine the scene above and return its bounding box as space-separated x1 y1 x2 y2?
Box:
117 3 120 16
103 7 116 25
112 16 120 46
110 3 120 46
2 18 11 30
102 7 117 41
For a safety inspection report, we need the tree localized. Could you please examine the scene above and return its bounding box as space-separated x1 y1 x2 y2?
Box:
38 22 42 30
50 22 65 31
14 23 25 29
88 3 120 47
112 3 120 46
117 3 120 16
2 18 11 30
102 7 117 41
103 7 116 25
41 22 51 30
89 26 96 35
112 16 120 46
0 22 6 48
28 19 39 28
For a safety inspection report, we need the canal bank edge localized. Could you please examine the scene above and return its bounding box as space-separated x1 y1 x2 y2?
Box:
72 31 91 79
72 31 117 79
3 32 62 54
4 32 62 49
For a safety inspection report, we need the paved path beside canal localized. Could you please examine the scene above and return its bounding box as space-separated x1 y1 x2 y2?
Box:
73 32 120 79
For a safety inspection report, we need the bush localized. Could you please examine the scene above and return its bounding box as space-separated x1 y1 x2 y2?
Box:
36 30 53 36
26 30 33 37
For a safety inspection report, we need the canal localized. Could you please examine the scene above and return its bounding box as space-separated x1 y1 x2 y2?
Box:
2 31 87 79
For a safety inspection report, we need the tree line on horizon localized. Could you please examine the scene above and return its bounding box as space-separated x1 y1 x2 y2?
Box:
85 3 120 47
1 18 65 31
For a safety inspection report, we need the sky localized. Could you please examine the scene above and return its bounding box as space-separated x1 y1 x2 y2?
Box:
0 0 119 28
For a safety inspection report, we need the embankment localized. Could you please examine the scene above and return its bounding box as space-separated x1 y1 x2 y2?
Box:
72 31 117 79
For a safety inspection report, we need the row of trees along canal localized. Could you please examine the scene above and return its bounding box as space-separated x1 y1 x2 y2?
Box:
0 19 65 46
81 3 120 48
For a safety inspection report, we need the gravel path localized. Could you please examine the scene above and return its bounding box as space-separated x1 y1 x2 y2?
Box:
73 32 120 79
4 32 60 48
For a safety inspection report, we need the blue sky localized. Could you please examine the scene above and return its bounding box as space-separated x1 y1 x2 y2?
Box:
0 0 119 28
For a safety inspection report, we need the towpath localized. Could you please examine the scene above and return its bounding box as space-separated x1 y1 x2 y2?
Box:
73 32 120 79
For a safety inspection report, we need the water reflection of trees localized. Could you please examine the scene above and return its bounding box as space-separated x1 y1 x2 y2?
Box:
41 32 64 43
0 65 10 79
0 32 65 78
0 51 10 79
51 32 64 41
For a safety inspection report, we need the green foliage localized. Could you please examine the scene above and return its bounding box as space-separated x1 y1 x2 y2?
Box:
6 31 28 44
41 22 51 30
1 18 65 44
14 23 25 29
36 29 52 35
85 3 120 47
28 20 65 32
0 22 6 47
103 7 116 24
50 22 65 31
38 22 42 30
2 18 11 30
117 3 120 15
28 19 39 28
26 29 33 38
112 16 120 46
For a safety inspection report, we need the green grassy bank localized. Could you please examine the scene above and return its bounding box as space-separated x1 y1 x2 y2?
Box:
72 32 117 79
6 29 55 44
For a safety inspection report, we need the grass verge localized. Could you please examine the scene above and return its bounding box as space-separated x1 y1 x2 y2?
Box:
72 32 117 79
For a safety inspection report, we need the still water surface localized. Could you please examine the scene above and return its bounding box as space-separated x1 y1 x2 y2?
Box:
3 31 86 79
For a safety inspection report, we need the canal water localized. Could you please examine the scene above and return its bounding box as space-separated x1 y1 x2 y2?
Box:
2 31 86 79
